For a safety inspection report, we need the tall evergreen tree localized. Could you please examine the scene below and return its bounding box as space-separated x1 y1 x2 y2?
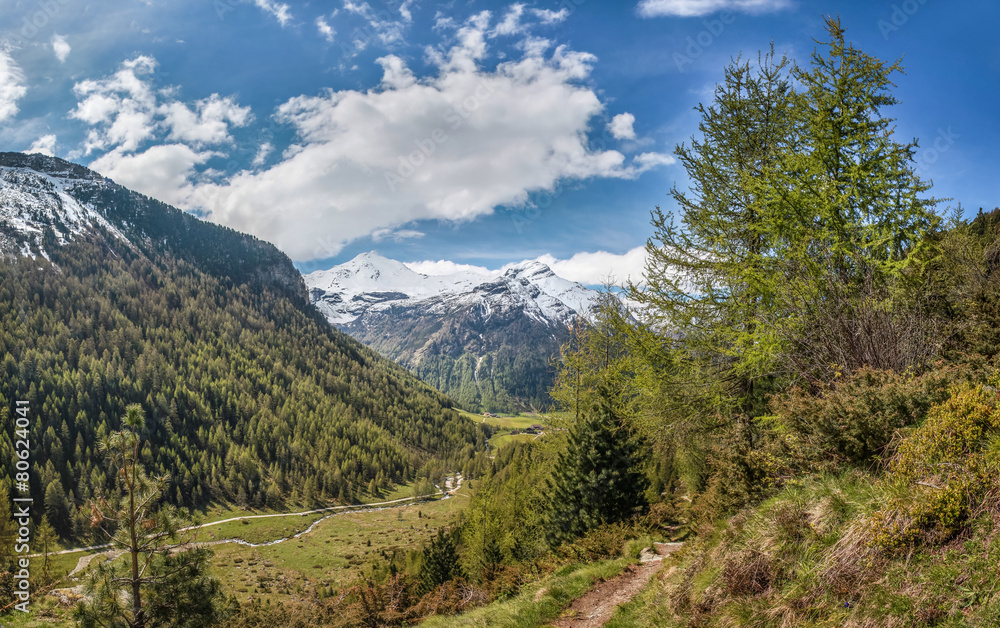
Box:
761 16 941 382
419 527 463 592
75 405 224 628
44 478 72 539
545 394 648 546
629 46 794 415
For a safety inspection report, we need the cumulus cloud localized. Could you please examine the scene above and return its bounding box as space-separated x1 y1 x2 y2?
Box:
405 259 492 276
536 246 649 286
491 3 526 37
70 56 159 154
637 0 791 18
316 16 336 42
69 56 252 207
252 142 273 166
608 112 636 140
52 35 72 63
90 144 217 209
253 0 292 25
0 51 27 122
160 95 252 146
28 135 58 156
191 14 672 260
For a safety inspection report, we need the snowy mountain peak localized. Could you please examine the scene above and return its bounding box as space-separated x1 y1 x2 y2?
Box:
0 155 125 259
304 254 600 328
303 253 607 410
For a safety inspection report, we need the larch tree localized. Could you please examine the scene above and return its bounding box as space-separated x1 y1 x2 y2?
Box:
75 404 223 628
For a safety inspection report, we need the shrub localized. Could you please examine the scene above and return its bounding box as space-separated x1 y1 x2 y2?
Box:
769 366 955 468
868 379 1000 551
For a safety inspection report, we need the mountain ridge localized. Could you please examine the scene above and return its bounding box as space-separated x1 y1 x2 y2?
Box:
0 152 307 305
0 152 485 526
304 251 601 411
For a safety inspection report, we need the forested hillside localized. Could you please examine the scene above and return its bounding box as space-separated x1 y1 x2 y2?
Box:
0 154 487 546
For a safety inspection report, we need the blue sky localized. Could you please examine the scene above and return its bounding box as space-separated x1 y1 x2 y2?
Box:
1 0 996 284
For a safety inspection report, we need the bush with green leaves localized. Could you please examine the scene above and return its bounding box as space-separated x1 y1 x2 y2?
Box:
868 378 1000 551
768 367 956 468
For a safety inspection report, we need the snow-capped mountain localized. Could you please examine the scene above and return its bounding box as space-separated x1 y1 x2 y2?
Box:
306 251 598 327
0 152 306 302
0 154 127 258
304 252 603 412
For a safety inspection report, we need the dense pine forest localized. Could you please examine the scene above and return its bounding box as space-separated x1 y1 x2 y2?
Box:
0 154 488 549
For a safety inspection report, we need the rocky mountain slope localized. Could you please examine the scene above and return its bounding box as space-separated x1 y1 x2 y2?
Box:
304 252 602 411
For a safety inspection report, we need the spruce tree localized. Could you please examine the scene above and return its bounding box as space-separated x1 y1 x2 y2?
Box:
44 478 72 539
546 395 648 546
419 527 463 592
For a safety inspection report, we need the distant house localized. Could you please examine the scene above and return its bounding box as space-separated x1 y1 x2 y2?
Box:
530 425 543 431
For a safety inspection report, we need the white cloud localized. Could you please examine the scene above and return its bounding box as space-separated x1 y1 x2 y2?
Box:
71 56 159 153
405 259 492 276
536 246 649 286
532 8 570 24
398 0 415 22
492 4 526 37
28 134 58 156
316 16 336 42
252 0 292 25
634 152 676 168
69 56 253 209
371 227 425 242
52 34 72 63
252 142 273 166
344 1 410 46
637 0 791 17
0 51 27 122
608 112 636 140
90 144 217 209
191 15 671 261
491 4 570 37
160 94 252 146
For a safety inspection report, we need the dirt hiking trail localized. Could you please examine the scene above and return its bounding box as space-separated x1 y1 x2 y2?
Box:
549 542 683 628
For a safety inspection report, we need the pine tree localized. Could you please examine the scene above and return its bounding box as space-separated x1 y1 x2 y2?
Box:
545 394 648 546
44 478 72 539
75 404 223 628
419 527 463 592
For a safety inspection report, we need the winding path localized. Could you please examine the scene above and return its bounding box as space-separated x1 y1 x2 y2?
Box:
550 542 683 628
52 474 464 581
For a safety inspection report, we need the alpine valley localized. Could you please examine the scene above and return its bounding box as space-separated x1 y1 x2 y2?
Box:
304 252 602 412
0 152 487 524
